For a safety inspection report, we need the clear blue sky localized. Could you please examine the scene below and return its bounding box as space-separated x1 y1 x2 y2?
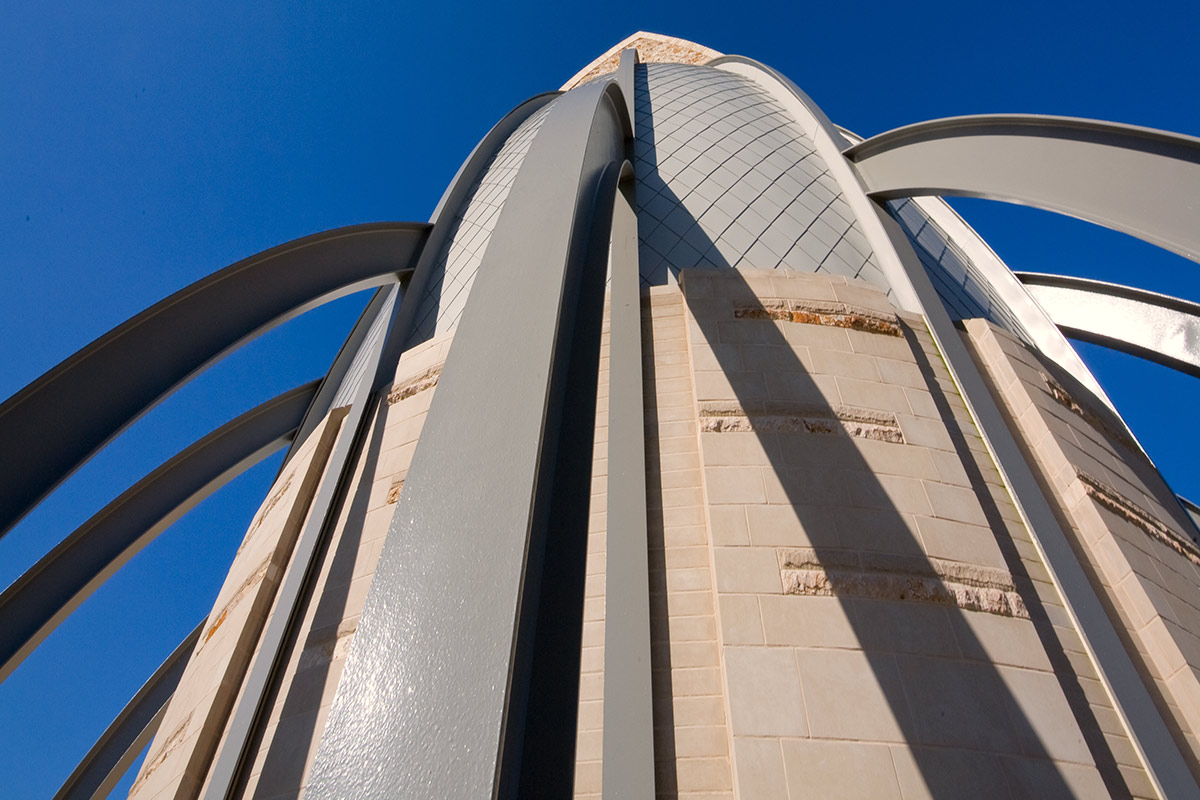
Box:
2 2 1198 796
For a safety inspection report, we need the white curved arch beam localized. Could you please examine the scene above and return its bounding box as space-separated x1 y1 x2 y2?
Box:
1016 272 1200 378
0 381 318 684
844 115 1200 263
0 222 429 539
54 621 202 800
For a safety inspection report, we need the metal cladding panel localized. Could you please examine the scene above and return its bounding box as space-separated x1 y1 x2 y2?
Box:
410 102 554 341
632 63 888 290
888 198 1032 341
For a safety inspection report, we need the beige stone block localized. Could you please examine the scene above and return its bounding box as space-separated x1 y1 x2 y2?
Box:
895 655 1018 752
745 503 830 547
849 331 913 360
771 274 839 301
664 524 709 548
700 431 775 467
669 695 728 727
672 667 724 697
923 481 988 526
996 665 1093 763
926 449 972 488
854 440 938 481
704 467 766 504
876 475 935 516
658 486 705 509
724 647 808 736
708 506 749 546
763 467 850 508
661 504 707 529
675 726 730 759
796 648 908 741
836 377 912 416
889 745 1010 800
782 322 852 352
875 357 927 390
719 595 764 645
810 347 881 381
660 450 701 473
781 739 902 799
658 467 700 491
913 516 1007 569
732 737 788 797
1002 756 1108 798
713 547 782 594
664 641 721 669
665 567 713 593
671 614 719 642
740 343 808 372
903 388 941 420
760 594 858 649
847 598 960 659
675 756 734 793
662 546 710 570
896 414 954 451
664 591 715 619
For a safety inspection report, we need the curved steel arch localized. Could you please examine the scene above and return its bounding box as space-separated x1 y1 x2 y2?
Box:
0 381 318 684
54 621 202 800
306 77 630 800
1017 272 1200 378
0 222 429 540
843 115 1200 263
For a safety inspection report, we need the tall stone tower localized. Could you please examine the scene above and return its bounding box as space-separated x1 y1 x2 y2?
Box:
8 32 1200 799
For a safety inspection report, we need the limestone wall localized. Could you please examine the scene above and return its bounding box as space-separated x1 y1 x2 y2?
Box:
680 269 1114 798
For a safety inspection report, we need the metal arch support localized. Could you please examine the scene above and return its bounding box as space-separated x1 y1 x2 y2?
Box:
1016 272 1200 378
843 114 1200 263
0 381 318 684
306 79 630 800
54 621 203 800
708 55 924 313
0 222 429 540
380 94 559 382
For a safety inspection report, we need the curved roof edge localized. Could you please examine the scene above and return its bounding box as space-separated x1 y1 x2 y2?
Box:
560 31 723 91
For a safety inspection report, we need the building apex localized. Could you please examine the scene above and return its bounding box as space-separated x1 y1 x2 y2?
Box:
560 31 724 91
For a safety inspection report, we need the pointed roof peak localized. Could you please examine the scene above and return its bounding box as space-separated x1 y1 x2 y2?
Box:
561 32 724 91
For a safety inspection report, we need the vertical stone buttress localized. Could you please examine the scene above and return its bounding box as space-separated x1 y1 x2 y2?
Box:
968 318 1200 796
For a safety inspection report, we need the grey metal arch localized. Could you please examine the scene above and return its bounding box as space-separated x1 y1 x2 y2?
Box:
0 380 318 684
54 621 202 800
844 115 1200 263
306 77 630 800
375 92 558 390
1016 272 1200 378
0 221 429 540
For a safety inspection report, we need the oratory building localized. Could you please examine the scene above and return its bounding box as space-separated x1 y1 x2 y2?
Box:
9 32 1200 800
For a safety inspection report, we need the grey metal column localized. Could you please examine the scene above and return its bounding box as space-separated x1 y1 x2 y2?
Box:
844 115 1200 263
54 621 203 800
0 222 427 540
0 381 317 684
601 162 656 799
1016 272 1200 378
871 205 1198 798
306 79 630 800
